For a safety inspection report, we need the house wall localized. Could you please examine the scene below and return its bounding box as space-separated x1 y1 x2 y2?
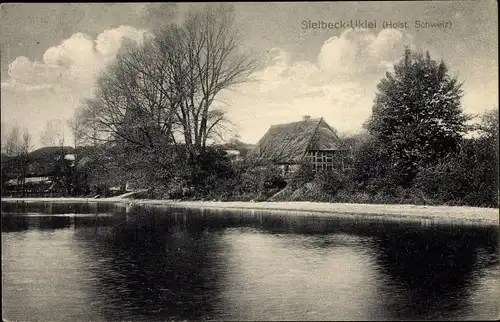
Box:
272 150 349 180
305 150 346 172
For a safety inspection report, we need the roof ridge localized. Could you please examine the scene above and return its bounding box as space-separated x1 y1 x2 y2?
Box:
269 117 322 127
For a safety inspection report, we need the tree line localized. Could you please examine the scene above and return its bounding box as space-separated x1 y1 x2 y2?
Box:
1 5 498 206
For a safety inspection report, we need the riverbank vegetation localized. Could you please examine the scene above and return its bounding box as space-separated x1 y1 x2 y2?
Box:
1 5 498 208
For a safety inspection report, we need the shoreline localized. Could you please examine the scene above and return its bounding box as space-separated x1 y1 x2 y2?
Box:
2 197 498 226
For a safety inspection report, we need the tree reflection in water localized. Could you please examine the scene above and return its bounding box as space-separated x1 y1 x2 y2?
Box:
244 213 498 320
2 203 498 321
73 206 225 321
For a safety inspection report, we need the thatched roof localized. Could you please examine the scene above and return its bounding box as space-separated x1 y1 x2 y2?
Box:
253 117 344 164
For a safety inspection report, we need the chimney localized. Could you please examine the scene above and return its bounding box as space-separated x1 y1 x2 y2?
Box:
303 115 311 121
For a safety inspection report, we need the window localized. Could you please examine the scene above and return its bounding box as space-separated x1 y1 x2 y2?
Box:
309 150 338 173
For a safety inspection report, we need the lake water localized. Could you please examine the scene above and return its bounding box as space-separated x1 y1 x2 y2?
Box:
2 202 499 321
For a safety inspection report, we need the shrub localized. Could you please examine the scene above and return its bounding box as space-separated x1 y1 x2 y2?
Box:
313 169 350 196
414 137 498 207
297 182 332 202
237 163 287 199
288 163 315 190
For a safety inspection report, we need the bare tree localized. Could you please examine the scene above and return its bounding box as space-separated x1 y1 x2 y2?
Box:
18 130 33 196
1 124 32 157
1 125 33 196
81 4 257 156
20 130 33 155
168 5 257 153
2 125 21 156
86 38 178 150
40 119 65 147
77 5 257 193
68 117 81 149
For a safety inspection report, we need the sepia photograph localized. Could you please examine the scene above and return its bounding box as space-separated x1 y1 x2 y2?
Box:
1 1 498 321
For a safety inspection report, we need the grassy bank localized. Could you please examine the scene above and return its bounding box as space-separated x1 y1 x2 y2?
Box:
2 197 498 226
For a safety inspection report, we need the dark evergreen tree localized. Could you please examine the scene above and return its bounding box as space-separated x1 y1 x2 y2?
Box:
365 48 469 185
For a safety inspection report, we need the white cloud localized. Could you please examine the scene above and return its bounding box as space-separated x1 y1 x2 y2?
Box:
4 56 62 90
95 26 146 57
318 28 413 80
3 26 148 93
225 28 413 143
1 25 148 148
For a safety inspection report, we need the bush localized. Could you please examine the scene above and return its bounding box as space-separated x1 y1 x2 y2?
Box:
313 169 350 196
288 163 315 190
414 138 498 207
236 163 287 200
290 182 332 202
190 148 236 195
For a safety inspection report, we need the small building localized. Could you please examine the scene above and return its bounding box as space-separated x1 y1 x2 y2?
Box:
254 115 347 176
223 149 243 162
214 140 257 163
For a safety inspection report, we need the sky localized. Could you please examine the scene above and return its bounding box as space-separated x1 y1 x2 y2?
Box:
1 1 498 148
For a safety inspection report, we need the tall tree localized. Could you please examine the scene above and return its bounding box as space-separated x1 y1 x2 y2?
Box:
365 48 469 185
40 119 65 147
80 4 257 192
68 113 86 195
170 5 257 153
18 130 33 196
2 125 21 156
1 126 33 196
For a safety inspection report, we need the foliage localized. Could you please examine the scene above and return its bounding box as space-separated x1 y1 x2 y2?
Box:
232 161 287 200
365 48 470 185
313 169 349 196
288 163 315 190
349 135 395 193
3 45 496 208
189 148 237 199
414 133 498 207
338 108 498 207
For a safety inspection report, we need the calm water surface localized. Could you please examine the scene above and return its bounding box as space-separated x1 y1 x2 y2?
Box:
2 202 499 321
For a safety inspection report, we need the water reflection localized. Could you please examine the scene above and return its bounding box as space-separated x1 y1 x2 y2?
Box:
217 229 382 321
73 207 224 321
2 229 93 321
1 202 499 321
366 225 496 321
